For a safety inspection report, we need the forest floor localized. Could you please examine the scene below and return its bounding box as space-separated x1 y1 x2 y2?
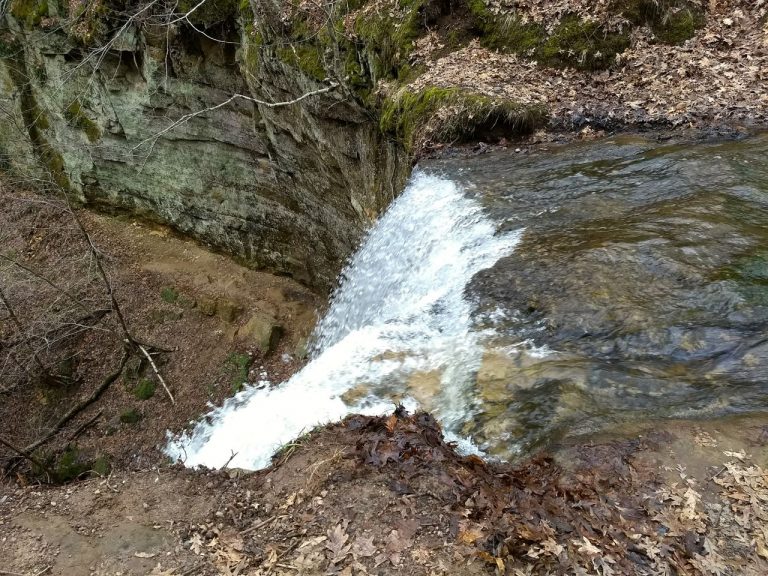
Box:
1 406 767 575
394 0 768 155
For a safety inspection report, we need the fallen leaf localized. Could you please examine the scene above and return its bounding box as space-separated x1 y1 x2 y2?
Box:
352 535 377 558
458 526 483 545
326 522 352 563
573 536 601 556
188 533 204 555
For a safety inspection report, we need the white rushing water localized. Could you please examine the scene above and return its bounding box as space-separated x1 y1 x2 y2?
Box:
166 172 522 470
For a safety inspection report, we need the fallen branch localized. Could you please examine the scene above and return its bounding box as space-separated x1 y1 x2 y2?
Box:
68 409 104 442
0 435 53 480
0 254 91 313
220 450 238 470
138 344 175 404
241 515 281 536
23 348 130 454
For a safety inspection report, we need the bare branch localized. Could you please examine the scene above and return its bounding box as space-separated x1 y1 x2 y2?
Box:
0 254 93 314
131 83 339 154
138 344 175 404
57 193 134 344
0 435 53 479
0 286 47 374
63 0 160 84
23 348 130 455
167 0 208 24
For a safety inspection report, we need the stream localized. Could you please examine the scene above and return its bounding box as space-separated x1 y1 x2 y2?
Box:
168 134 768 470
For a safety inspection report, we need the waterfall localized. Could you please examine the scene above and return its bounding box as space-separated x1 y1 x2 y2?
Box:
166 171 522 470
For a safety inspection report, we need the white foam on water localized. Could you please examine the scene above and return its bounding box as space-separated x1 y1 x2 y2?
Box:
165 172 522 470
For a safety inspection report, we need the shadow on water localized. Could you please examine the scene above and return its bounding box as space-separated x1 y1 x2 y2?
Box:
425 134 768 459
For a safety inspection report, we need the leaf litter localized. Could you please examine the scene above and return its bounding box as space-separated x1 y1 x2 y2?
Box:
166 410 768 575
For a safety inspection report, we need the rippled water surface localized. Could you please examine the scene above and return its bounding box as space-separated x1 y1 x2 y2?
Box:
434 134 768 457
170 134 768 469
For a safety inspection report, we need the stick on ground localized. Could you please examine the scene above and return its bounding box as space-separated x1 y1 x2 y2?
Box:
138 344 175 404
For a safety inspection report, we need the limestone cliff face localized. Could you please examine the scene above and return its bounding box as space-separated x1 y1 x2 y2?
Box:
0 1 407 290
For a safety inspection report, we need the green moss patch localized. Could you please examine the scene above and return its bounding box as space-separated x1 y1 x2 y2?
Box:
133 378 156 400
92 455 111 476
381 87 548 152
467 2 630 70
5 51 72 190
10 0 49 27
225 351 252 393
64 99 101 143
120 408 142 424
276 44 326 82
616 0 705 44
353 0 425 83
160 286 179 304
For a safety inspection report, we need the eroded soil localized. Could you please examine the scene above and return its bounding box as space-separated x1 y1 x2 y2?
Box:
1 411 767 575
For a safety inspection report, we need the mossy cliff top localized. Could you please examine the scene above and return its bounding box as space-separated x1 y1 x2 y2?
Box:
4 0 754 157
242 0 712 152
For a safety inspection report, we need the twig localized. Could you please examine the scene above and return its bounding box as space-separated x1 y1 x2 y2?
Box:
137 344 175 404
0 570 25 576
68 409 104 442
710 466 727 481
220 450 238 470
0 254 91 313
240 515 279 535
0 287 46 373
180 564 202 576
32 567 51 576
23 348 129 454
131 83 338 155
63 201 133 344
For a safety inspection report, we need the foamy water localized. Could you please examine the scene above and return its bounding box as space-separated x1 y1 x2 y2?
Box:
166 172 521 470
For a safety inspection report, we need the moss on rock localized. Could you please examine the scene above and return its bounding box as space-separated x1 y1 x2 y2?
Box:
467 1 631 70
4 48 71 190
275 44 327 81
380 87 548 152
616 0 705 44
353 0 425 83
64 99 102 143
10 0 49 27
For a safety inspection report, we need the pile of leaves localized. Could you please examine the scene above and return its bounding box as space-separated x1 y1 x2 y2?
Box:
157 410 766 575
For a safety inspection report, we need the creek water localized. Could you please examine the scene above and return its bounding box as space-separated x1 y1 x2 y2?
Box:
168 134 768 469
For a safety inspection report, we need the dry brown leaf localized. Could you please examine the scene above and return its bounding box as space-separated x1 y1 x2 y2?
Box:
458 526 484 545
352 535 377 558
326 522 352 564
573 536 601 556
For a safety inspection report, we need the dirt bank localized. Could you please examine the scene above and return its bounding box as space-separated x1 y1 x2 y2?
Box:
373 0 768 155
0 180 320 474
2 410 767 575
